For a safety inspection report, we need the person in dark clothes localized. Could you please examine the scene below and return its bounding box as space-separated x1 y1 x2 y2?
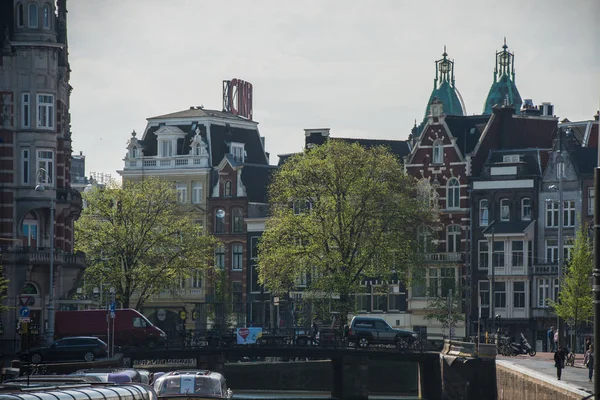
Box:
548 326 555 352
585 345 595 382
554 346 566 380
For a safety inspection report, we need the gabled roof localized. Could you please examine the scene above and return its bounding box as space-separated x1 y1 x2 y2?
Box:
332 138 411 159
481 148 547 178
444 115 490 155
148 107 256 123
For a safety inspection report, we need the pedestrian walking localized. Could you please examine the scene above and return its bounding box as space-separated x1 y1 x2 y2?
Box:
554 347 566 380
548 326 555 352
554 330 559 352
586 337 592 352
585 345 594 382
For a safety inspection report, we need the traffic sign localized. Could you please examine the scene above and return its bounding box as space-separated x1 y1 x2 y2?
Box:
109 302 115 313
19 307 30 318
179 310 187 321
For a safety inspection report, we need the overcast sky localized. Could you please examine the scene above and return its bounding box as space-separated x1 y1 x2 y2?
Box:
67 0 599 179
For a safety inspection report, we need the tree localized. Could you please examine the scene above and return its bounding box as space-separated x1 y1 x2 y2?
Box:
548 222 594 350
75 177 216 310
257 140 436 333
424 286 464 339
0 270 9 314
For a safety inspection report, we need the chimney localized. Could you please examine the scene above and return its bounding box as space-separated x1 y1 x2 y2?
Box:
594 110 599 121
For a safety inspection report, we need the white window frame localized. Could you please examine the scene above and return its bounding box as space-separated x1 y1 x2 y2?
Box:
545 239 558 263
22 93 30 128
388 285 404 311
231 243 243 270
589 187 594 215
478 240 489 270
37 94 54 129
479 199 488 226
546 201 559 227
564 200 575 227
215 245 225 269
446 225 460 253
556 162 565 180
230 143 245 163
500 198 510 221
493 240 505 268
159 140 173 157
503 154 521 163
537 278 550 308
511 240 524 268
521 198 531 221
176 182 187 204
446 178 460 210
191 270 202 288
494 281 506 308
28 3 38 28
22 149 30 185
192 181 203 204
478 281 489 308
36 149 54 185
513 281 526 308
432 140 443 164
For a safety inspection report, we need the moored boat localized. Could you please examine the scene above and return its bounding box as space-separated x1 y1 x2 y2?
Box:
153 370 232 400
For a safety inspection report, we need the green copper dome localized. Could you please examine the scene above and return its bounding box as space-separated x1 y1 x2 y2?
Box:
483 40 522 114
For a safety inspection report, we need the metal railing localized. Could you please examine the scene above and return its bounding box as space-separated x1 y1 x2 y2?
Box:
424 252 464 262
534 264 558 275
0 247 85 266
125 155 209 170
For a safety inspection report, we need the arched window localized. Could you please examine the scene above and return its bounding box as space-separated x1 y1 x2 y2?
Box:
231 207 244 233
17 3 24 27
129 146 139 159
500 198 510 221
432 140 443 164
521 198 531 221
42 4 50 29
224 180 232 197
479 199 489 226
446 225 461 253
214 208 225 233
28 3 38 28
446 178 460 209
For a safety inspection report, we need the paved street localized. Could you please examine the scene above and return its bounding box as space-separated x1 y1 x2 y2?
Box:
498 352 593 397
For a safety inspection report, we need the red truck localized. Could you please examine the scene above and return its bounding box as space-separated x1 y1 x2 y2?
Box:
55 309 166 348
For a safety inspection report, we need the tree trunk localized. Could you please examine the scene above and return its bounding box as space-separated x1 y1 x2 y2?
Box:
339 292 351 339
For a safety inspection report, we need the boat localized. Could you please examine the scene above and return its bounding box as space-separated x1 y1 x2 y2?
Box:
153 370 232 399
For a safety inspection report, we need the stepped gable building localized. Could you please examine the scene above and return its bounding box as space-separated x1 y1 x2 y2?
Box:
482 40 523 115
118 83 272 333
0 0 84 345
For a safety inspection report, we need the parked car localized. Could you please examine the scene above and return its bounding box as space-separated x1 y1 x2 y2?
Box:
55 309 166 348
344 316 417 349
27 336 108 363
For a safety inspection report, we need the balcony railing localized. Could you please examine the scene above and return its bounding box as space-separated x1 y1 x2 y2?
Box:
0 247 86 266
423 252 464 263
124 155 209 170
534 264 558 275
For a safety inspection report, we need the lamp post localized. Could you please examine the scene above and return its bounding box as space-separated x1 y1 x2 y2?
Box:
35 168 55 346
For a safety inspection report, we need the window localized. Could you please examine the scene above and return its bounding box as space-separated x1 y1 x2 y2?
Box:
192 181 203 204
214 209 225 233
537 278 550 307
22 149 29 184
230 144 245 163
494 282 506 308
160 140 172 157
493 241 504 268
17 4 24 27
432 140 443 164
428 267 455 297
22 217 38 247
232 281 243 305
546 201 558 227
440 267 455 297
224 180 232 197
231 244 243 270
589 188 594 215
546 239 558 263
129 146 139 158
37 150 54 185
372 288 386 312
478 241 488 270
250 264 261 293
37 94 54 129
521 198 531 221
191 270 202 288
511 240 524 267
28 3 38 28
500 198 510 221
446 178 460 209
479 199 489 226
43 4 50 29
446 225 460 253
356 289 369 312
428 268 438 298
513 282 525 308
556 161 565 180
249 237 259 260
564 200 575 227
214 245 225 269
232 208 244 233
176 182 187 204
388 285 405 311
564 241 574 262
478 281 490 308
553 278 559 304
503 155 521 163
411 268 426 298
22 93 30 128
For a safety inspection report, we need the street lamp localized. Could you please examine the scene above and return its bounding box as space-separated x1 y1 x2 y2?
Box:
35 168 55 346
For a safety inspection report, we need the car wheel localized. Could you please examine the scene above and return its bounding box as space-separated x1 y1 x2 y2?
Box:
31 353 42 364
84 352 95 362
357 337 370 348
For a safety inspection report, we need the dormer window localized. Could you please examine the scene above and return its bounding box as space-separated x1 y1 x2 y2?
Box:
432 140 443 164
224 180 232 197
502 155 521 163
230 143 245 163
129 146 139 159
28 3 38 28
160 140 173 157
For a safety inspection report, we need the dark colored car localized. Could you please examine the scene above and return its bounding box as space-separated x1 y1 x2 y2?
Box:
27 336 108 363
345 316 417 348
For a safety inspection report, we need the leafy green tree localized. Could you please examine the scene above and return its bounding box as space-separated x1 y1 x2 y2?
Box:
258 140 436 333
75 177 216 310
424 286 464 339
548 222 594 350
0 270 10 314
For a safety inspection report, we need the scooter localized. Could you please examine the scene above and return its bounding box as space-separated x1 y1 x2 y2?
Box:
510 333 536 356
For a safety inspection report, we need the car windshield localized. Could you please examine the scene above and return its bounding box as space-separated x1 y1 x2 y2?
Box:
158 375 221 396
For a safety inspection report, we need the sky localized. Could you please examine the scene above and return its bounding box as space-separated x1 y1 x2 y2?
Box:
67 0 600 179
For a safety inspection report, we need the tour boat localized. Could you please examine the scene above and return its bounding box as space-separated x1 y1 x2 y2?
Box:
153 370 232 400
